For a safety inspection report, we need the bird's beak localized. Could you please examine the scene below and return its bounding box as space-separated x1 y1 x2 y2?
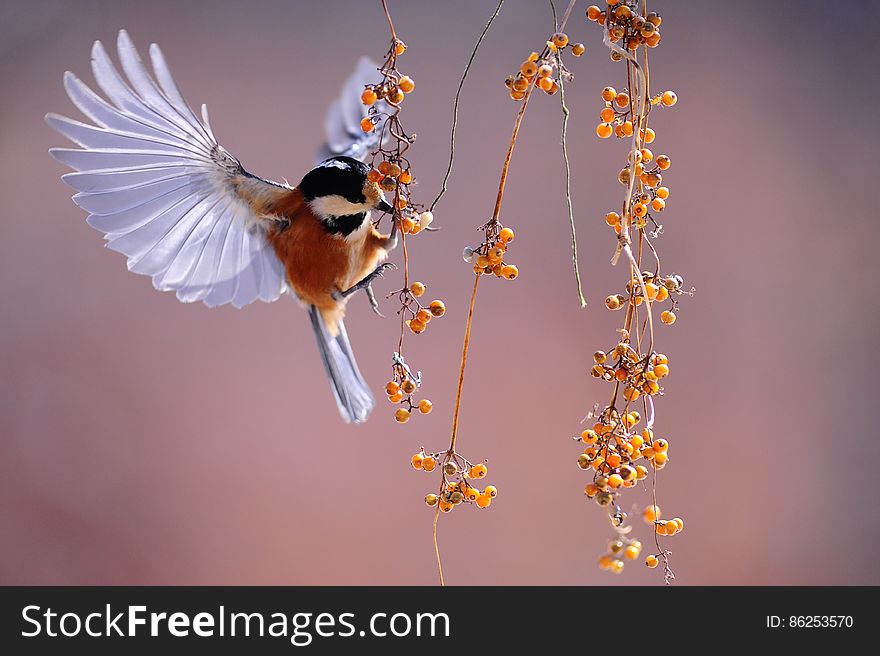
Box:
377 198 393 214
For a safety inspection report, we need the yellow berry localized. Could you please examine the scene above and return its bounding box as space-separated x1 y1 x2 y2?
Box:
498 227 515 243
645 555 659 568
425 493 438 506
484 485 498 498
661 90 678 106
418 399 433 414
660 310 676 325
410 282 426 297
395 408 411 423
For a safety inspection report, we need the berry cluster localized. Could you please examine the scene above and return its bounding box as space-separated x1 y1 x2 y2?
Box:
413 450 496 512
589 344 670 402
587 2 663 54
503 31 584 101
463 224 518 281
361 15 447 425
576 1 687 581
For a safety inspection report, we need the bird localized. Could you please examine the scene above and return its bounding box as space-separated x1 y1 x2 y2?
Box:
46 29 401 424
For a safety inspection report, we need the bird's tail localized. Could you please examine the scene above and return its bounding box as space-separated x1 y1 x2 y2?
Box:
308 305 374 423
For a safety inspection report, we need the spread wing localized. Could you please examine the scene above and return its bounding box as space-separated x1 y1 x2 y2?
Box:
47 29 292 308
315 57 388 164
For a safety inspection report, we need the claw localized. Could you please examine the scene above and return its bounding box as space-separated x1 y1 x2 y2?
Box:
366 285 384 317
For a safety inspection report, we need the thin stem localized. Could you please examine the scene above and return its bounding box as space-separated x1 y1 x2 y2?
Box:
492 84 535 221
430 0 505 212
557 53 587 308
380 0 397 41
449 273 480 452
432 502 445 586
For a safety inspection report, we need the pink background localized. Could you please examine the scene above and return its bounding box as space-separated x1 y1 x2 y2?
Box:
1 0 878 585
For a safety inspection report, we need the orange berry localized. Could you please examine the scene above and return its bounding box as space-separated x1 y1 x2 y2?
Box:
551 32 569 48
656 186 670 199
621 121 634 137
407 319 426 334
615 92 630 108
587 5 602 21
654 363 670 377
416 308 433 324
645 555 659 568
605 211 621 226
653 451 668 466
386 381 400 396
429 300 446 317
653 438 669 453
608 474 624 488
635 464 649 480
643 504 661 523
660 310 677 325
601 86 617 102
469 463 488 479
367 168 383 183
498 227 515 243
399 170 413 184
520 61 538 77
395 408 411 423
476 494 492 508
439 499 453 513
418 399 433 415
410 282 426 297
584 483 599 497
651 198 666 212
596 123 613 139
398 76 415 94
624 543 641 560
537 64 554 78
501 264 519 280
672 517 684 531
394 39 407 55
422 456 436 472
600 107 615 122
538 76 555 92
642 127 656 143
661 90 678 106
656 155 671 170
361 88 377 105
484 485 498 498
571 43 585 56
411 453 424 469
581 429 599 445
425 493 438 506
360 117 374 133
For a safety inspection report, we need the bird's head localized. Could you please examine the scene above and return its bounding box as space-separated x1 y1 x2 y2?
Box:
299 156 393 223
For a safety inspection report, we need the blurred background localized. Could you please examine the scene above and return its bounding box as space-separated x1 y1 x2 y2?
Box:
1 0 878 586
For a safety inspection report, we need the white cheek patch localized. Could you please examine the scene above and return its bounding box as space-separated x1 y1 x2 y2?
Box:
310 194 373 219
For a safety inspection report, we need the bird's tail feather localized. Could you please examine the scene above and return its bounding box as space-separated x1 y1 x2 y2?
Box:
308 305 374 423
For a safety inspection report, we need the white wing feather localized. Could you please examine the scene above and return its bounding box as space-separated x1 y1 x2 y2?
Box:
48 30 290 308
316 57 388 164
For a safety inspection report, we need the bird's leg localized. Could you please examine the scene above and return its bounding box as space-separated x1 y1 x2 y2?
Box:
379 217 399 252
333 262 397 316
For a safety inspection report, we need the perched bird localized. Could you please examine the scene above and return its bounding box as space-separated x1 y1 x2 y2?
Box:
46 30 399 423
